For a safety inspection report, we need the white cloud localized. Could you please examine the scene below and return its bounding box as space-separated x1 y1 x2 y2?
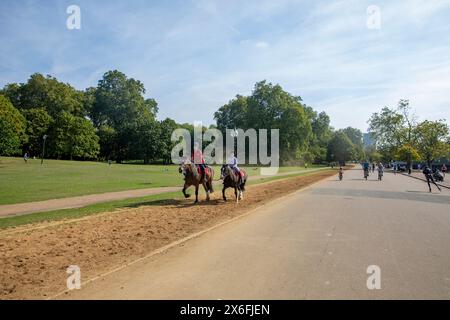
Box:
255 41 269 49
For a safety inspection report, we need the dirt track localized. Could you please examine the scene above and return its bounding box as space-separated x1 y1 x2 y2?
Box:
0 170 335 299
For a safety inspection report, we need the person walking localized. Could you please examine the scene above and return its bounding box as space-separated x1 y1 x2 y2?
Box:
423 165 441 193
377 163 384 181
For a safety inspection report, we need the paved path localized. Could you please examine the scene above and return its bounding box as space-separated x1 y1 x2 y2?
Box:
62 168 450 299
0 168 324 218
399 171 450 189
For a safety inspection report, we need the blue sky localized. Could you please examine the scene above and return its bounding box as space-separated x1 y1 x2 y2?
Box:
1 0 450 131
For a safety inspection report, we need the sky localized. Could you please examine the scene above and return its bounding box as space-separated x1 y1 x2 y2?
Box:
1 0 450 132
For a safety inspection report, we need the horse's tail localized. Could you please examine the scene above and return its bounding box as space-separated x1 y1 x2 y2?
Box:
240 169 247 191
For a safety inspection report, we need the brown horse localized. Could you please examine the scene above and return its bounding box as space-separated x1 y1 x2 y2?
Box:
220 165 248 203
179 162 215 203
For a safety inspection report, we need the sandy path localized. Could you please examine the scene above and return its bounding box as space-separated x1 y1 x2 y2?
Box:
0 169 336 299
63 168 450 300
0 168 325 217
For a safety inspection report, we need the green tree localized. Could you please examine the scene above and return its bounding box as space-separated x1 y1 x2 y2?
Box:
92 70 159 162
2 73 86 117
0 95 27 155
396 144 421 163
214 95 248 132
159 118 179 164
21 108 53 156
368 100 417 167
327 130 356 165
51 112 99 160
246 81 312 163
304 107 332 164
415 120 450 166
341 127 364 160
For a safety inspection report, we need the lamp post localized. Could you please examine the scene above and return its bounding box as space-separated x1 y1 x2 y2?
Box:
41 134 48 165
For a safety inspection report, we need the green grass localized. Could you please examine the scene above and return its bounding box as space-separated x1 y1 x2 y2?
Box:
0 191 182 229
0 168 333 230
0 157 324 205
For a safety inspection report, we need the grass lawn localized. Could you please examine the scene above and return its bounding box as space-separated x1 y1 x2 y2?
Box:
0 157 324 205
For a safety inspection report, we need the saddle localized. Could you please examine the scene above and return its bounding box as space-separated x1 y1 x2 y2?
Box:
231 167 245 180
195 165 211 178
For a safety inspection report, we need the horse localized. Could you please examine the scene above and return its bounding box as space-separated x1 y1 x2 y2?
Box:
220 165 248 203
179 162 215 203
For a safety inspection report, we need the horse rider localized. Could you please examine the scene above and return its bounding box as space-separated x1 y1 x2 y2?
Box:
192 142 207 183
227 151 241 181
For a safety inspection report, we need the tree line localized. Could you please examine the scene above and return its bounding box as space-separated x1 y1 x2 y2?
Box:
0 71 179 163
4 70 444 166
366 100 450 167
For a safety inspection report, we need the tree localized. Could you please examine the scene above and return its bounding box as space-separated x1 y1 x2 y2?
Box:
368 100 417 167
305 107 332 163
1 73 86 117
92 70 159 162
214 95 248 132
21 108 53 156
159 118 179 164
341 127 364 160
0 95 27 156
246 81 312 163
213 80 334 164
51 112 99 159
368 106 405 160
327 130 356 165
365 145 383 163
415 120 450 166
396 144 421 163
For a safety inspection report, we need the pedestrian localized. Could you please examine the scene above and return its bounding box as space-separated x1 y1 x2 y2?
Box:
23 152 29 163
423 165 441 193
377 163 384 181
441 164 447 178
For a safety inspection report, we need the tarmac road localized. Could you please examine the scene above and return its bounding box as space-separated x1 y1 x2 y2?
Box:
61 167 450 299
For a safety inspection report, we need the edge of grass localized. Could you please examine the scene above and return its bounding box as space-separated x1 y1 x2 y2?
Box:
0 168 335 230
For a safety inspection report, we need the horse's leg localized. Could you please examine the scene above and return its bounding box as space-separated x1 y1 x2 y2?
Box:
234 186 238 203
182 183 190 198
203 181 210 201
222 186 227 201
194 184 199 203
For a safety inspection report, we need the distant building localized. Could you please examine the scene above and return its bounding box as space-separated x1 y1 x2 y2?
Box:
363 132 374 147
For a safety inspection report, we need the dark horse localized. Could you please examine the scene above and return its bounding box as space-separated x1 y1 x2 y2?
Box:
179 162 214 203
220 165 248 203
